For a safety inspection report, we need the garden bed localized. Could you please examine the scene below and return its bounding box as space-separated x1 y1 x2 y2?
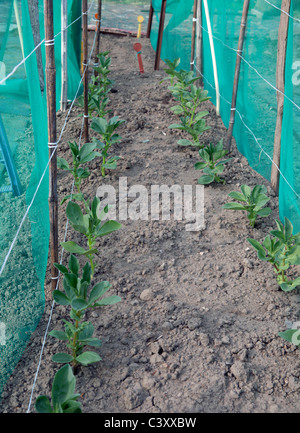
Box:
1 32 300 414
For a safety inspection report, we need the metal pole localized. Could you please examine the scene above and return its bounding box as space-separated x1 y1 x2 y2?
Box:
225 0 250 151
271 0 291 194
61 0 68 111
44 0 58 290
82 0 89 143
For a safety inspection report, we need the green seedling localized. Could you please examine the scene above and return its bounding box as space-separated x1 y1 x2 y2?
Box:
91 115 125 177
57 140 101 205
93 51 114 94
194 140 231 184
62 197 121 278
50 254 121 368
169 85 210 147
160 57 181 86
223 184 271 227
278 327 300 349
77 51 113 118
248 217 300 291
35 364 82 413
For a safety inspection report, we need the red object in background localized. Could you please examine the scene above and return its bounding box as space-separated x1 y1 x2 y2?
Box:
133 42 144 74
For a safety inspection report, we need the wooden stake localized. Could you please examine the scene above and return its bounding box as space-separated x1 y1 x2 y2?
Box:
147 1 154 38
94 0 102 79
154 0 167 70
271 0 291 194
60 0 68 111
190 0 197 71
28 0 44 94
44 0 58 290
82 0 89 143
196 0 203 87
225 0 250 151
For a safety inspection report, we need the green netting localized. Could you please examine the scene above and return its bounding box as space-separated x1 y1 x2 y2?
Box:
149 0 300 233
0 0 82 399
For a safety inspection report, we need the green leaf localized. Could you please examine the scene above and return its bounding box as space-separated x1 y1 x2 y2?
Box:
66 201 84 227
88 281 111 305
94 295 121 306
52 353 74 364
177 139 193 147
194 161 208 170
227 191 247 202
247 238 267 261
96 220 122 237
168 123 186 130
35 396 53 413
278 329 300 346
49 330 69 341
75 351 102 366
51 365 76 410
170 105 184 115
71 298 89 311
69 255 79 276
222 202 246 211
61 241 88 255
256 207 272 217
91 117 107 134
241 184 252 199
54 263 68 274
78 322 94 341
57 157 70 171
53 290 70 306
197 175 214 185
82 262 92 284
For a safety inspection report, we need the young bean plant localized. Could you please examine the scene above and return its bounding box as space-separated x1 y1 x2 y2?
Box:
91 115 125 177
168 72 210 147
57 140 101 206
222 184 271 227
35 364 82 413
62 197 121 278
50 254 121 368
247 217 300 292
194 140 231 184
77 51 113 118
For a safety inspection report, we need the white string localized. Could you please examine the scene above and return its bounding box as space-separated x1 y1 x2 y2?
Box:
263 0 300 23
25 28 98 414
0 0 96 85
193 57 300 201
193 18 300 112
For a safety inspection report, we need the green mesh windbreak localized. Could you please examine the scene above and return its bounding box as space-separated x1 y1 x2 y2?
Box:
0 0 82 399
149 0 300 233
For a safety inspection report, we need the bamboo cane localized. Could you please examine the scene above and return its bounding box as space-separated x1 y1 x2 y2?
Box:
154 0 167 70
94 0 102 79
44 0 58 291
147 1 154 38
196 0 203 87
190 0 197 71
82 0 89 143
225 0 250 151
271 0 291 194
61 0 68 111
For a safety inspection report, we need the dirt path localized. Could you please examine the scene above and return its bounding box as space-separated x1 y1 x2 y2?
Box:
1 32 300 414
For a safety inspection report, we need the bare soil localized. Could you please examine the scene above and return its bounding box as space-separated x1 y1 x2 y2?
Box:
1 32 300 414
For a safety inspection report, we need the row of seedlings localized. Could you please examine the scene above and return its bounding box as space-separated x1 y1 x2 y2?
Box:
161 58 300 351
35 52 125 413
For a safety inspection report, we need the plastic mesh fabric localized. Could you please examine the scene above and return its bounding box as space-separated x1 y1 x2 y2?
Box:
0 0 82 399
